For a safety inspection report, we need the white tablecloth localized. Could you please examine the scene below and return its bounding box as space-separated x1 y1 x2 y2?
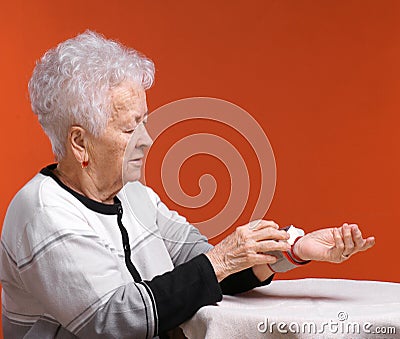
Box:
181 278 400 339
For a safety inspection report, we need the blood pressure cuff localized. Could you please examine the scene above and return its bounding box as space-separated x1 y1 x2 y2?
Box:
267 225 311 273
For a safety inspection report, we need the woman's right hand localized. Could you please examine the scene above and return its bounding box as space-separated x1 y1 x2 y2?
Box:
205 220 291 281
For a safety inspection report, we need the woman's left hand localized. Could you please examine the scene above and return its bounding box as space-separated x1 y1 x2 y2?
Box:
293 223 375 263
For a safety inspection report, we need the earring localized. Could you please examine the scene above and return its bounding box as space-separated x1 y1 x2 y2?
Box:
81 160 89 168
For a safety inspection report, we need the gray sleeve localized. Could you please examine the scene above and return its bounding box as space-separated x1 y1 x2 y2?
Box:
75 283 155 339
17 207 156 339
155 198 213 266
5 284 155 339
79 254 223 337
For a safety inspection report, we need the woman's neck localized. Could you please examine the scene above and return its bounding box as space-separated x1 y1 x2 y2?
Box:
54 161 120 205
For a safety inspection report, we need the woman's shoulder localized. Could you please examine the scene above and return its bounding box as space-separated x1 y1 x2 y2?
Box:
4 172 84 236
8 172 66 212
2 173 68 255
7 173 48 213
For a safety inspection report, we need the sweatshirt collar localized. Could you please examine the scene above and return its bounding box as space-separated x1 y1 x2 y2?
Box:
40 163 121 215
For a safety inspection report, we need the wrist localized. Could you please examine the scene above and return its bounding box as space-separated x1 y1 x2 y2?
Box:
252 264 274 282
269 226 311 272
291 236 309 262
205 251 229 282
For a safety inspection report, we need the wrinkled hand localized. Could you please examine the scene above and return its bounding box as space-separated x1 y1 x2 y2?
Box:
293 223 375 263
206 220 290 281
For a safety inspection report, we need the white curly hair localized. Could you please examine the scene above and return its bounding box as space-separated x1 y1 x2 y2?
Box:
28 30 155 160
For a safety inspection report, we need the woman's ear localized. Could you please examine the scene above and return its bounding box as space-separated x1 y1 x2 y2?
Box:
68 126 88 164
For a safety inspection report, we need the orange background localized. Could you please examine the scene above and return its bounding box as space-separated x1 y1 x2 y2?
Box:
1 0 399 334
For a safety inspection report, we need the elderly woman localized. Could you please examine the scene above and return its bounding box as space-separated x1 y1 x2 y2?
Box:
0 31 374 339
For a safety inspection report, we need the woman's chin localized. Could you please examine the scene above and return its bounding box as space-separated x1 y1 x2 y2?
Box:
122 167 142 184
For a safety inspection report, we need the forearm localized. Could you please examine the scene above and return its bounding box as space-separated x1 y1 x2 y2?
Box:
252 264 274 281
219 266 274 295
145 254 222 334
205 251 275 295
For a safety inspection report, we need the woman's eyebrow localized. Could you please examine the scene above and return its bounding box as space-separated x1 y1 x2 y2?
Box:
125 112 148 128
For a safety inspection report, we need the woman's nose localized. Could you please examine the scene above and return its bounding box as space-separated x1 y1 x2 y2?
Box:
137 122 153 148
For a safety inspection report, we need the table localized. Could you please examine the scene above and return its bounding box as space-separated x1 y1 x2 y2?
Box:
181 278 400 339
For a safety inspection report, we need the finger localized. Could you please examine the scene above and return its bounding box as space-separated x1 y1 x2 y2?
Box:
342 224 355 255
252 228 290 242
252 253 279 265
360 236 375 251
350 225 366 249
249 220 279 230
255 239 291 253
334 227 345 253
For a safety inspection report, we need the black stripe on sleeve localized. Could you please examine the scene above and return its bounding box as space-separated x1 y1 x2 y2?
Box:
145 254 222 335
220 268 274 295
139 281 158 336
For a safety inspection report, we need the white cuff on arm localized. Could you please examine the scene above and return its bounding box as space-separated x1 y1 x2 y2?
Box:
268 225 311 273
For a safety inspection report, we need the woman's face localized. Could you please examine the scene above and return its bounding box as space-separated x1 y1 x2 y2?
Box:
87 82 152 191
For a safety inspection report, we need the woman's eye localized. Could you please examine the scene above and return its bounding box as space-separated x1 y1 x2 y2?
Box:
125 129 135 134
